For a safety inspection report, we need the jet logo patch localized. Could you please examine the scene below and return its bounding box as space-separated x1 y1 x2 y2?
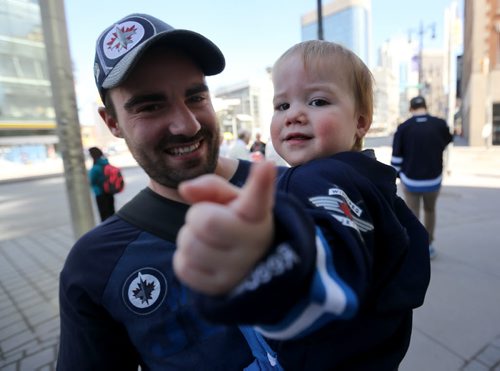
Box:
309 187 374 233
123 267 167 315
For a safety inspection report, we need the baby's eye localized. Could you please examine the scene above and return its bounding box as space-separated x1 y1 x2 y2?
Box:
310 98 329 107
275 102 290 111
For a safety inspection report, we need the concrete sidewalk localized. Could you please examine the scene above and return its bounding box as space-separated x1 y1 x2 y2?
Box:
379 145 500 370
0 227 71 370
1 146 500 370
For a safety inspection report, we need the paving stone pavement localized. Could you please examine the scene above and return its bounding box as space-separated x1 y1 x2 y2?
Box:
0 226 72 370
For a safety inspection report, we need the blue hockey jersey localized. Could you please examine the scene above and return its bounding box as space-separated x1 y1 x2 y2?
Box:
391 114 453 192
193 151 431 370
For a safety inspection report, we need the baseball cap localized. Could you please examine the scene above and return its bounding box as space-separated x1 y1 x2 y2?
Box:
94 13 225 101
410 96 427 110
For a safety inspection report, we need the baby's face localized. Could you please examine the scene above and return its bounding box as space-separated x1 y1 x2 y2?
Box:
271 56 367 166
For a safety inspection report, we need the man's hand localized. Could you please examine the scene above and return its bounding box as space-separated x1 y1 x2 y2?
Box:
173 161 277 295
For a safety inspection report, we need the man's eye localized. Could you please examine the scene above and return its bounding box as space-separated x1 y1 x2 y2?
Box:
188 95 206 104
275 103 290 111
310 99 329 107
137 103 161 113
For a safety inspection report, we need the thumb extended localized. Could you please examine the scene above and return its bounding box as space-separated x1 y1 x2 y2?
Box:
179 174 239 205
232 161 276 222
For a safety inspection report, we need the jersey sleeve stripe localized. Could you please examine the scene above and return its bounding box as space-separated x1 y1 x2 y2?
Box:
255 227 358 340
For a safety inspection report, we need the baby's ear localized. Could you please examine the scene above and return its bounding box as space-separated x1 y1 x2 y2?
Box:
355 114 371 139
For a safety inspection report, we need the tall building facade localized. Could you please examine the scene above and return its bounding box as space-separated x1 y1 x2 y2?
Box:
371 64 399 134
214 75 274 142
0 0 57 163
301 0 371 65
420 51 447 117
462 0 500 146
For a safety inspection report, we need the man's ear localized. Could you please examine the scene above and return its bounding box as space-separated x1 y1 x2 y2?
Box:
98 106 123 138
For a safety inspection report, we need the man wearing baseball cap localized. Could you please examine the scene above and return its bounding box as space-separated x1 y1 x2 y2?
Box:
391 96 453 259
57 13 274 369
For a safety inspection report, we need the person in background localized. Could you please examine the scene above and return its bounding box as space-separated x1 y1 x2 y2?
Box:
250 132 266 155
174 40 430 370
482 122 492 149
391 96 453 259
227 128 251 160
88 146 115 221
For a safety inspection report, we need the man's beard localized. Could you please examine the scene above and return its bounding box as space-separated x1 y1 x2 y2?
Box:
125 127 219 188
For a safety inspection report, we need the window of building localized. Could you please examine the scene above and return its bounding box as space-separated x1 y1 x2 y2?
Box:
493 103 500 145
0 83 53 121
0 54 17 76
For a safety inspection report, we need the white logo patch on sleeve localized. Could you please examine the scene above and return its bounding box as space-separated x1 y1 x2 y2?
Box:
309 187 374 233
122 267 167 315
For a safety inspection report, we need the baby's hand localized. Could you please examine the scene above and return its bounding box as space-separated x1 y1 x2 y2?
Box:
173 161 276 295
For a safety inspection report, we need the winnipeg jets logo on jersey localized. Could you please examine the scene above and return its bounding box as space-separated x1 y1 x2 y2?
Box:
123 268 167 315
309 187 374 233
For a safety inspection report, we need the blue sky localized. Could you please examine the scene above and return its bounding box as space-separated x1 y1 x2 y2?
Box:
64 0 461 105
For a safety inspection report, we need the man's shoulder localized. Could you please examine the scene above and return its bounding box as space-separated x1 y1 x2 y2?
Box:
60 216 145 300
426 114 447 125
398 114 446 130
65 217 141 269
230 159 252 187
88 215 139 240
399 116 419 127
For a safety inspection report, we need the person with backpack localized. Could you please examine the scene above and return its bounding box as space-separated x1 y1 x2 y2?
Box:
88 146 119 221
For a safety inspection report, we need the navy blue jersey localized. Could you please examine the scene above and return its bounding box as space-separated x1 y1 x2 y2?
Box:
391 114 453 192
193 151 430 370
57 161 257 370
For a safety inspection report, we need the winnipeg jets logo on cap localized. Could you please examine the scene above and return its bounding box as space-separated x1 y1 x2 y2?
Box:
103 20 145 60
123 267 167 315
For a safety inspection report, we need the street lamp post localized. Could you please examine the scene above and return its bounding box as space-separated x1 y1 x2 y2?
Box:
317 0 324 40
40 0 95 238
408 21 436 95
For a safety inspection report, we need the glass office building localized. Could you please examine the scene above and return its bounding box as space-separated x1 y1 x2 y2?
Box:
301 0 371 66
0 0 56 163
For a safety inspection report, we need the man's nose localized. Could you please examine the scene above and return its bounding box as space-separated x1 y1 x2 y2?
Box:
167 104 201 136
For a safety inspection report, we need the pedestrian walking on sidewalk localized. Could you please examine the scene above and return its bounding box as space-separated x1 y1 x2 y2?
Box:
88 147 115 221
391 96 453 259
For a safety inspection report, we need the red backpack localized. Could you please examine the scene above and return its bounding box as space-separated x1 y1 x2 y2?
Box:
103 164 125 194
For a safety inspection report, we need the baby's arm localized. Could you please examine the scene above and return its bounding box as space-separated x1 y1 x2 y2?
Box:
173 161 277 295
